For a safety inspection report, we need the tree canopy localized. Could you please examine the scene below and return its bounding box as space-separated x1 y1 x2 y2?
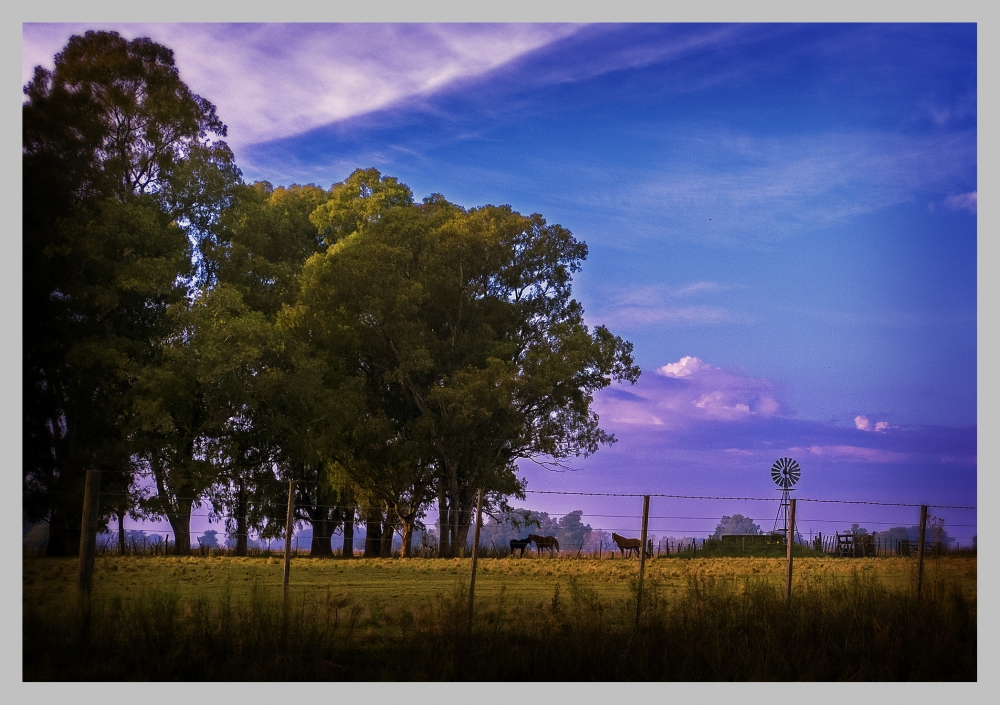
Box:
24 33 639 563
23 30 238 556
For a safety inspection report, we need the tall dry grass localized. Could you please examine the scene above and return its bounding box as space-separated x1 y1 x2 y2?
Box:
24 567 974 681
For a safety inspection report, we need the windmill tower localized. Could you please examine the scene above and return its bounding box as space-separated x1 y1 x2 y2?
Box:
770 457 801 542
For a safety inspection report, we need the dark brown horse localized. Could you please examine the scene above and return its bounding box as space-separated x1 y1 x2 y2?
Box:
612 532 642 558
509 538 530 557
528 534 560 557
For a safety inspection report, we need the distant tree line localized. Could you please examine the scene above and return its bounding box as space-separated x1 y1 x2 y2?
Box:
22 31 639 571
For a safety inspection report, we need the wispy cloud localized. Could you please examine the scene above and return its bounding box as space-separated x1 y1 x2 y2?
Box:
507 23 758 92
799 445 913 463
622 130 976 245
22 23 583 148
586 282 749 330
944 191 977 213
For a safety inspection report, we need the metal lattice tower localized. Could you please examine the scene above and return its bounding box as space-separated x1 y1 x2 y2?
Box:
770 457 801 541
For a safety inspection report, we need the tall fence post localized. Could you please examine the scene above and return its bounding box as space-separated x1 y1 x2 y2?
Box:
634 495 650 629
467 488 484 634
916 504 928 602
76 468 102 605
785 498 796 605
283 478 295 601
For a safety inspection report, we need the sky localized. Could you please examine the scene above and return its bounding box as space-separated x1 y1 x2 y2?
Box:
22 22 978 544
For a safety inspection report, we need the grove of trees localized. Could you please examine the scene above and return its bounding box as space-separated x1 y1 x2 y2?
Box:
711 514 761 539
22 31 640 587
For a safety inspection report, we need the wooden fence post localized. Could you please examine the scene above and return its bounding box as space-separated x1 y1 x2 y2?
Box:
283 478 295 601
916 505 928 602
634 495 650 629
467 488 484 634
76 468 102 605
785 498 796 605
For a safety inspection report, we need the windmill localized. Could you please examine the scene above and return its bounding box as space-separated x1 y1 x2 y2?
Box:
770 457 801 542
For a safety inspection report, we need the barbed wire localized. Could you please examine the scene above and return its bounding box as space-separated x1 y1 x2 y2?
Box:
32 491 978 516
521 490 975 509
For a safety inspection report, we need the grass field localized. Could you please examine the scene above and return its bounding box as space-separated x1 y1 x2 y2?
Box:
23 553 976 681
23 552 978 611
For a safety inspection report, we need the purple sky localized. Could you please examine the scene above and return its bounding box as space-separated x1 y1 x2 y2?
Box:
22 22 978 543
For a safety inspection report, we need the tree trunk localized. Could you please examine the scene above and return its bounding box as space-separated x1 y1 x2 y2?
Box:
235 478 247 556
401 517 414 558
437 484 451 558
380 508 395 557
167 499 193 555
364 507 382 557
447 468 463 556
454 502 474 557
342 501 355 559
310 516 334 557
46 505 81 557
117 510 126 554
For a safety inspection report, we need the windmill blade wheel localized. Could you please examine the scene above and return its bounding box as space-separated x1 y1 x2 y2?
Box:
771 457 801 489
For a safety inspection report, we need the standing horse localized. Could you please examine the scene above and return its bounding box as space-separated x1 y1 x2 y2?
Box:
528 534 560 557
509 537 531 557
612 532 642 558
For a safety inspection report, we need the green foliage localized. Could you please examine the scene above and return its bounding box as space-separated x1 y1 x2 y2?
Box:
308 168 413 244
23 30 237 554
24 31 639 564
295 177 639 555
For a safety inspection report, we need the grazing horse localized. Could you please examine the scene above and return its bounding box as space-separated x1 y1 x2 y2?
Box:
612 532 642 558
528 534 560 557
509 537 531 557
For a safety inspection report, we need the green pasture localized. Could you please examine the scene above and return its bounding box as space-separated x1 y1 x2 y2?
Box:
23 553 976 612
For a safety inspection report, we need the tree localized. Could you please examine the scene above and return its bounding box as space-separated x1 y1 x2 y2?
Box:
554 510 593 553
197 530 220 549
23 31 238 575
881 523 953 546
712 514 761 540
297 172 640 556
197 180 363 558
473 507 541 551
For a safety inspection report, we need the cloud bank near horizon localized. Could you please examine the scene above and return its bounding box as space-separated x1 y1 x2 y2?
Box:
589 356 975 473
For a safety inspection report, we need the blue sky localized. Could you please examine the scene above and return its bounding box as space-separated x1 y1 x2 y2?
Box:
23 23 977 541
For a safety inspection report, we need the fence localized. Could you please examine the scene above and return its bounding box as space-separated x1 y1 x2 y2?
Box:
32 489 975 561
27 487 977 635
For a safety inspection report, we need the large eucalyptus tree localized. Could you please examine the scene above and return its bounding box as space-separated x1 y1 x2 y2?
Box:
23 31 238 578
296 170 640 557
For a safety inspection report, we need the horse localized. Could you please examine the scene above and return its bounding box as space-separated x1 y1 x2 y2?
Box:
528 534 560 557
509 537 531 557
612 532 642 558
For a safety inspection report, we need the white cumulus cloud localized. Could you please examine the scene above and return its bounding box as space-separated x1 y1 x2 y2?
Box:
856 415 894 433
600 356 785 428
658 355 713 378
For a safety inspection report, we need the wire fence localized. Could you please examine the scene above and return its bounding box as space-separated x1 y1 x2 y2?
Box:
26 488 976 562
